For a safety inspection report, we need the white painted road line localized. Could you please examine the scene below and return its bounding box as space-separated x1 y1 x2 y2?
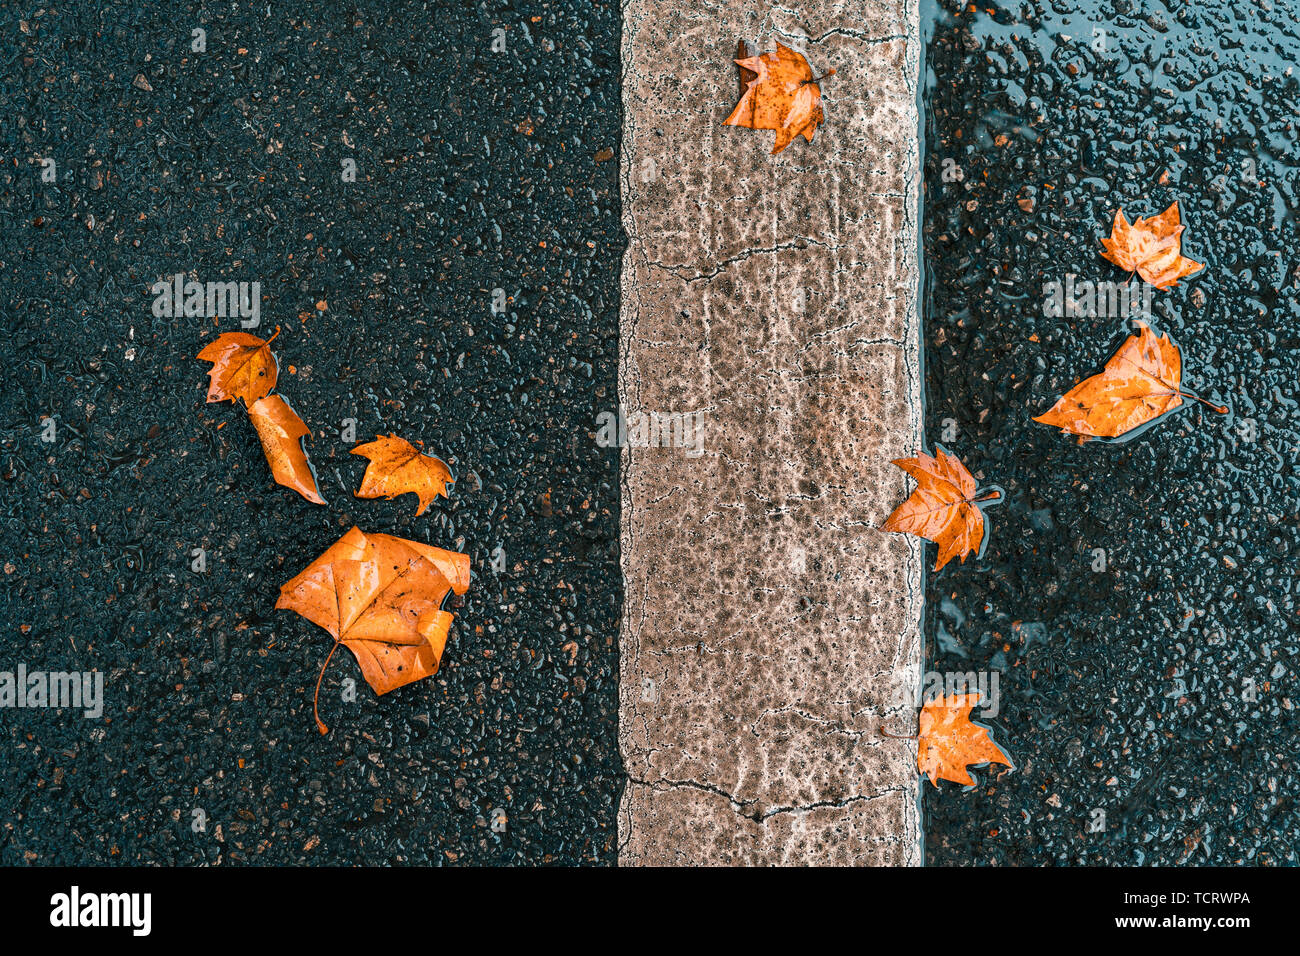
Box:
618 0 924 864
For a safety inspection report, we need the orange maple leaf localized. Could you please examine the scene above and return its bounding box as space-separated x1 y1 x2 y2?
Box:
880 448 999 571
1034 321 1226 441
724 42 833 154
196 328 279 406
247 394 326 504
352 434 454 516
918 693 1011 786
1100 201 1202 289
276 526 471 733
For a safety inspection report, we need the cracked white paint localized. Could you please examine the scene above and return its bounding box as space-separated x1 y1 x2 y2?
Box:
619 0 924 865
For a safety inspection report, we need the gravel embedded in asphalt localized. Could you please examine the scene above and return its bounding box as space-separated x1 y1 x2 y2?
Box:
922 0 1299 864
1 1 623 865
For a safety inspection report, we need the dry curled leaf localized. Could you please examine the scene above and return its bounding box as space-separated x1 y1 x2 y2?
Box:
1100 201 1202 289
352 434 454 516
276 526 471 733
1034 321 1226 441
724 41 833 154
196 328 279 406
918 693 1012 786
247 394 326 504
880 448 999 571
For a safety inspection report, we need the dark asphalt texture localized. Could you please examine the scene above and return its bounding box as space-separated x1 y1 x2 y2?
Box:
1 2 623 864
922 0 1299 863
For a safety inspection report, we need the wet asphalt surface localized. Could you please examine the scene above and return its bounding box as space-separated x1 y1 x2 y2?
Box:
922 0 1299 863
0 2 623 864
6 0 1296 871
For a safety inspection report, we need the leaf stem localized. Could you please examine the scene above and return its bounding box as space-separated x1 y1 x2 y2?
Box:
313 639 341 735
1179 391 1229 414
265 324 281 346
880 726 919 741
1118 356 1228 414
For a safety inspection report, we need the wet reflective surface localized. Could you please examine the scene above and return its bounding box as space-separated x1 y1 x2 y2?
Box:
922 0 1299 863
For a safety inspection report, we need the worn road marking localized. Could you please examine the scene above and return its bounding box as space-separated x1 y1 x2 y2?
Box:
618 0 924 864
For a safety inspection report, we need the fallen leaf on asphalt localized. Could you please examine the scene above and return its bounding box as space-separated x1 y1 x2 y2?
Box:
1033 321 1226 440
724 41 833 154
880 447 999 571
276 526 471 733
918 693 1011 786
352 434 454 516
196 328 279 406
247 394 326 504
1100 201 1202 289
